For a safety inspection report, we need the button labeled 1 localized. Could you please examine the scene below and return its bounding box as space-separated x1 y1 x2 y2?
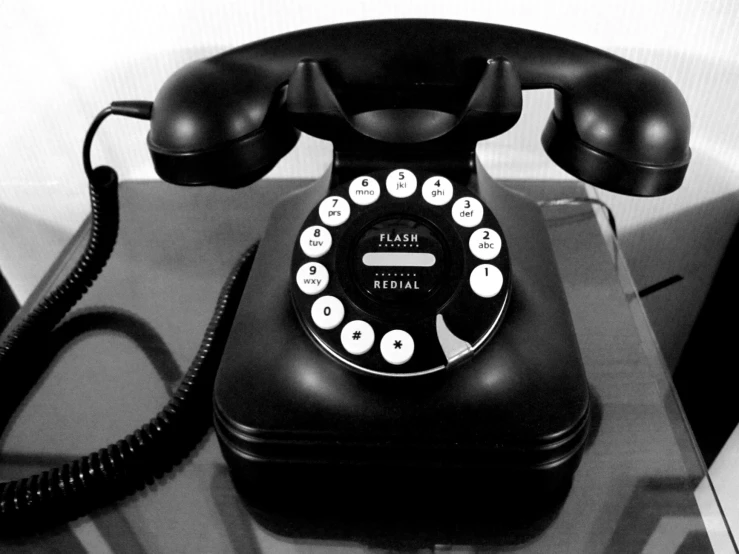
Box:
386 169 417 198
469 264 503 298
380 330 414 365
319 196 350 226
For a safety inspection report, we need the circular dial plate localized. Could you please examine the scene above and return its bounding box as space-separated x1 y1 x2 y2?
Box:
290 168 511 377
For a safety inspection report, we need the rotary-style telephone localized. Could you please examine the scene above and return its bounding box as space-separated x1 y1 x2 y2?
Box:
0 19 690 531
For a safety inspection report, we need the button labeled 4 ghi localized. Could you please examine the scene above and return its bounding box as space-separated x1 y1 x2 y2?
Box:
422 176 453 206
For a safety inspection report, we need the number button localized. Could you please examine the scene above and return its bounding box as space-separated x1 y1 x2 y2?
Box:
386 169 417 198
452 197 483 228
340 320 375 355
296 262 329 295
349 176 380 205
311 296 345 330
300 226 332 258
319 196 350 226
469 228 501 260
469 264 503 298
421 176 453 206
380 330 414 365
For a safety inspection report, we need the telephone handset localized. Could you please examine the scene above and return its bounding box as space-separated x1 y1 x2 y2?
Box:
0 19 690 530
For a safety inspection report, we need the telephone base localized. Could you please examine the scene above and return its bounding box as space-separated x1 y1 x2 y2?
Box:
214 160 591 505
223 454 577 545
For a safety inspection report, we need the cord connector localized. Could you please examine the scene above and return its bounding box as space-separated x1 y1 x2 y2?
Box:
83 101 153 181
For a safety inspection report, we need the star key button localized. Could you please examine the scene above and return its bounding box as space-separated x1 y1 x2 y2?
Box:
380 330 414 365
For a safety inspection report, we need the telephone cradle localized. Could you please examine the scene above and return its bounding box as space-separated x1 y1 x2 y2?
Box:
0 19 690 531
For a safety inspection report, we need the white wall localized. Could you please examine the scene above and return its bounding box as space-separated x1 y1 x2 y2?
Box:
0 0 737 369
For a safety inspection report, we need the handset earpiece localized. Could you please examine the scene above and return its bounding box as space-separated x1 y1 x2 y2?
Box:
147 61 300 187
541 64 691 196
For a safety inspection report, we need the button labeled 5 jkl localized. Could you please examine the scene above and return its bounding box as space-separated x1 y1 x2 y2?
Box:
386 169 417 198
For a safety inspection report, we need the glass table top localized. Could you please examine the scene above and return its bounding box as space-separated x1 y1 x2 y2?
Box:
0 178 735 553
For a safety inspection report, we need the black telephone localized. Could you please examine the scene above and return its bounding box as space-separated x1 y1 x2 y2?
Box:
0 19 690 531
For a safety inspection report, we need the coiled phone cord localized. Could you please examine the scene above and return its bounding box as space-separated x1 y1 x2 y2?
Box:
0 104 259 533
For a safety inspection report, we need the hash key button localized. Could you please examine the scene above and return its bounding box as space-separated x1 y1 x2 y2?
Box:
340 320 375 355
380 330 414 365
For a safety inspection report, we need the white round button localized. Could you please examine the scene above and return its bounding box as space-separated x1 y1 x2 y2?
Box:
422 176 453 206
469 228 502 260
452 197 484 228
319 196 351 227
340 320 375 355
349 176 380 205
380 330 414 365
295 262 329 295
386 169 417 198
469 264 503 298
300 226 332 258
311 296 344 330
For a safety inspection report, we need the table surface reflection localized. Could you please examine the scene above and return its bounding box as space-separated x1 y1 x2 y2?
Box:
0 179 735 553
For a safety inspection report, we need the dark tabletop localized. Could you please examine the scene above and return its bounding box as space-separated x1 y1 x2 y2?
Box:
0 178 734 553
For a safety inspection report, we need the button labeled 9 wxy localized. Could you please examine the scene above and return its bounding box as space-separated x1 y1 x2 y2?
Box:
296 262 328 295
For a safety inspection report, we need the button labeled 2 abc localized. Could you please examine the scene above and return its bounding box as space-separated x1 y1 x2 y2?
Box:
469 228 501 260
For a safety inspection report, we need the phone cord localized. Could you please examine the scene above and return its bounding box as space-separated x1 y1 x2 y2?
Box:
0 166 259 533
